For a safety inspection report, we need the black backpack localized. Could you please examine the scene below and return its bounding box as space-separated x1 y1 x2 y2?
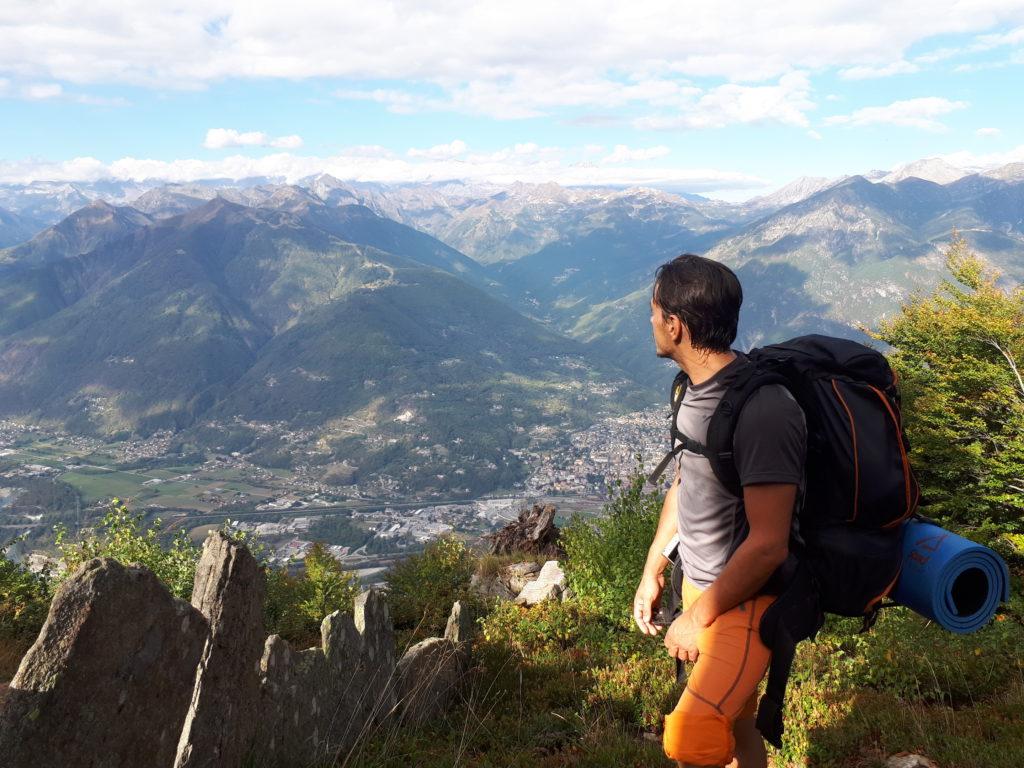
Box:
649 334 920 747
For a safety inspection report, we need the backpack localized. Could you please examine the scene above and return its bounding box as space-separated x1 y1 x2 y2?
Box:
649 334 920 747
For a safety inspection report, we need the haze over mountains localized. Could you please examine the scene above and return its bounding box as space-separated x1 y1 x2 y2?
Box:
1 156 1022 495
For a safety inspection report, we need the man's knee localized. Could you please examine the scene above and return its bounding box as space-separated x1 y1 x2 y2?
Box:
663 706 735 767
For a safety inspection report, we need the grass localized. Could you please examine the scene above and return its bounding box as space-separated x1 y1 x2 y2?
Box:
58 469 150 503
345 586 1024 768
473 550 550 580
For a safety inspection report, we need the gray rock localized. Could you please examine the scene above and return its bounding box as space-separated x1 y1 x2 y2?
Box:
444 600 473 647
0 557 207 768
504 561 542 593
470 572 515 601
250 588 400 767
396 637 464 726
515 560 566 605
886 755 939 768
174 532 266 768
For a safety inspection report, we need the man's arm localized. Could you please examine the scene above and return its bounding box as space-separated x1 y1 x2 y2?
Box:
633 475 680 636
663 482 794 660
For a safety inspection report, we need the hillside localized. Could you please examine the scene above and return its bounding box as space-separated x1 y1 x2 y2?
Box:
0 196 646 495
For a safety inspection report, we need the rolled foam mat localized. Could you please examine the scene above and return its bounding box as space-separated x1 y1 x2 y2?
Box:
891 518 1010 634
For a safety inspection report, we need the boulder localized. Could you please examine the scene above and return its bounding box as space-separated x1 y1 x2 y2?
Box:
470 572 516 601
484 504 563 557
515 560 566 606
396 637 464 726
504 561 542 593
0 557 207 768
174 532 266 768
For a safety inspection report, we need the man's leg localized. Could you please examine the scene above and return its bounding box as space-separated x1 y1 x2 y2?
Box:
730 716 767 768
663 595 773 768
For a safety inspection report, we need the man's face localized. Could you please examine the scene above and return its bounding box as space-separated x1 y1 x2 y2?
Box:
650 296 676 358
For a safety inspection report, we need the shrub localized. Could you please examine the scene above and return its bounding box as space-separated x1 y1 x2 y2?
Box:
55 498 199 599
0 537 52 645
561 467 663 627
385 534 476 642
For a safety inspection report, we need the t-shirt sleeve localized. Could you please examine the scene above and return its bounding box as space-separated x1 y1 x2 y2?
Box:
733 384 806 486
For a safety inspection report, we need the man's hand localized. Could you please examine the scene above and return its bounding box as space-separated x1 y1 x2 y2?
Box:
633 572 665 635
664 608 702 662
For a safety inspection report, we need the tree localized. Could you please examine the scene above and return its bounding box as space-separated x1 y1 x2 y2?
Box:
870 236 1024 531
299 542 360 627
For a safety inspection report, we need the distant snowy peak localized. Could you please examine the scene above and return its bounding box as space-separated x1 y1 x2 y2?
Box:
981 162 1024 182
748 176 840 209
880 158 968 185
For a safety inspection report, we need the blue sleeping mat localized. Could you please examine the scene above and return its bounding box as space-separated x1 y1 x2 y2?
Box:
891 518 1010 634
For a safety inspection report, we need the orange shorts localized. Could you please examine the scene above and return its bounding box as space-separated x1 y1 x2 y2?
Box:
662 578 774 767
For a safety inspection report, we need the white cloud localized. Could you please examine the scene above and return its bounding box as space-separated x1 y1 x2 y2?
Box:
941 144 1024 170
970 24 1024 50
407 140 468 160
839 60 919 79
203 128 303 149
601 145 671 164
635 73 814 130
0 2 1022 118
807 129 823 140
22 82 63 99
975 127 1002 137
824 97 968 131
0 144 768 196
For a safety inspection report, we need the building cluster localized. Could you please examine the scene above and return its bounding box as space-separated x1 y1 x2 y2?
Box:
520 408 670 496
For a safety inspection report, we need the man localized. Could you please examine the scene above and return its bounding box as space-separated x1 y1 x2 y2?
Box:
633 254 806 768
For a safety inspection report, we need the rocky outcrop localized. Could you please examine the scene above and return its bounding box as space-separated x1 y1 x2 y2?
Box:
505 561 542 593
0 532 469 768
0 558 208 768
515 560 567 606
397 602 472 726
175 532 266 768
484 504 563 557
252 589 398 767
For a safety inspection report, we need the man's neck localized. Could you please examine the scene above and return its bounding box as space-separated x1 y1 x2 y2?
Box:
675 347 737 386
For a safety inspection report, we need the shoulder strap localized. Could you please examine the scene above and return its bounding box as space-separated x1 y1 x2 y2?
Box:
647 370 693 485
705 360 791 497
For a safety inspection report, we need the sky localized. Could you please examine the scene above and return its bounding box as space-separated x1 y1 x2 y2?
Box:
1 1 1023 200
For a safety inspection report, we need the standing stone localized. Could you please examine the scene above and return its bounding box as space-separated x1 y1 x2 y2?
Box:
0 558 207 768
444 600 473 647
396 637 464 726
251 593 400 768
353 588 398 722
174 532 265 768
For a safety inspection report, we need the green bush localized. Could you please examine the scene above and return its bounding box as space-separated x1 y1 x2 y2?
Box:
561 467 663 627
0 537 52 644
385 534 477 642
55 498 200 599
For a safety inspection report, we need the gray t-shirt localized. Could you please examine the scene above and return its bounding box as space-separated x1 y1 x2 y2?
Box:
674 353 806 588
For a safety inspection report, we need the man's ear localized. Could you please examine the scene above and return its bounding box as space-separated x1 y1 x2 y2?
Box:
670 314 687 345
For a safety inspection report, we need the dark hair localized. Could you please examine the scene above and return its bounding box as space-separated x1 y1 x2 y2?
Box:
652 254 742 353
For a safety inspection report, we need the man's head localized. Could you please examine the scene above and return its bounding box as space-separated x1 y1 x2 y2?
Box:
650 253 742 358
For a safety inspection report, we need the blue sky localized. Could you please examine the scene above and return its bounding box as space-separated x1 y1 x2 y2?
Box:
1 2 1023 200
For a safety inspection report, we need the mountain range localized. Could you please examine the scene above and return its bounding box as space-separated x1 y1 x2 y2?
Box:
1 156 1021 495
